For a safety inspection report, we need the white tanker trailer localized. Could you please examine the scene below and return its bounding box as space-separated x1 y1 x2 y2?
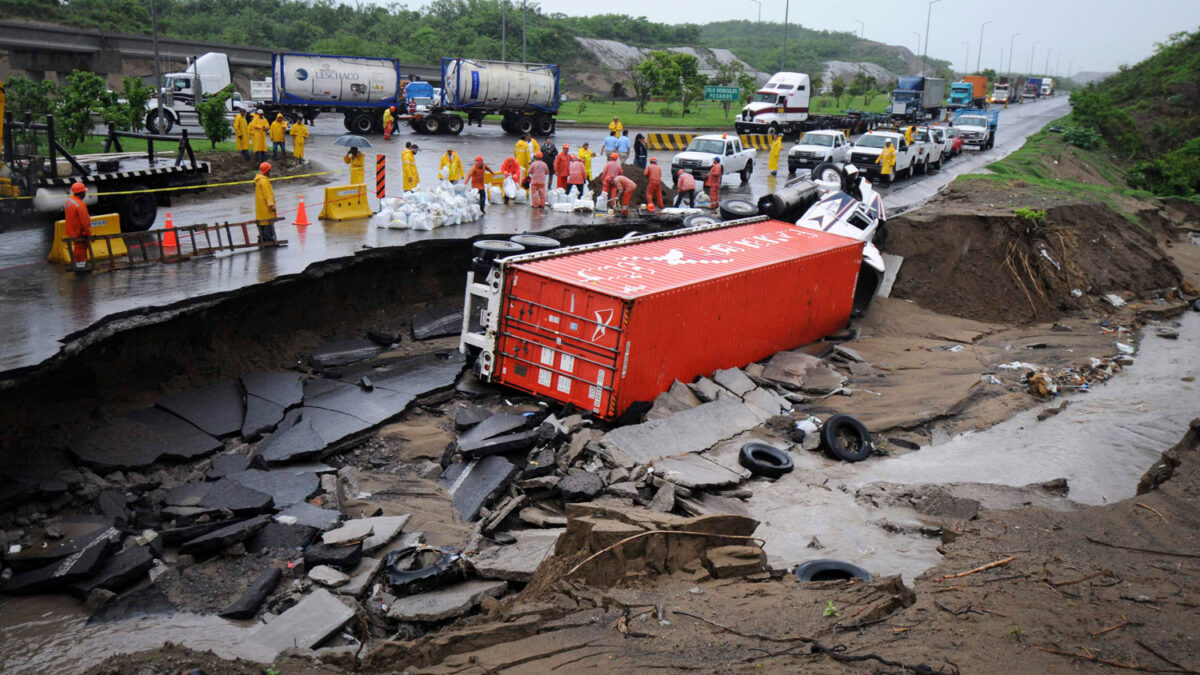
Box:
410 58 560 136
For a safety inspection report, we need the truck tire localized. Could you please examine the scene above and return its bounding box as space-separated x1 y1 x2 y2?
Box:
810 161 844 186
739 160 753 183
500 116 515 133
821 414 874 462
145 111 174 135
738 442 794 479
344 117 354 132
348 113 374 135
444 115 464 135
420 115 441 134
120 188 158 232
682 214 719 228
719 199 759 222
516 116 535 135
535 115 554 136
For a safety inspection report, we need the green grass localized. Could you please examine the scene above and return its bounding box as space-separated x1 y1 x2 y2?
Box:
561 98 889 128
69 136 237 155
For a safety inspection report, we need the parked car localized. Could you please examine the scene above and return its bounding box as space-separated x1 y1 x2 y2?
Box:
923 126 955 163
787 130 851 175
671 134 755 185
942 126 964 156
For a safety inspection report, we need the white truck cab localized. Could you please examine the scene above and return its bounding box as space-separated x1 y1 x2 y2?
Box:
145 52 248 133
671 134 755 185
787 130 850 175
734 72 811 135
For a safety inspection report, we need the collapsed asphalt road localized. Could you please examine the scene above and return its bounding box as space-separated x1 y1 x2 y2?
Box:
0 97 1070 373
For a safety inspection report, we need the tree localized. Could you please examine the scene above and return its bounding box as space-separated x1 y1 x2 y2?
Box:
637 50 706 112
4 75 60 118
621 57 653 113
57 70 114 148
195 85 235 149
831 75 846 109
713 61 750 119
610 81 626 104
120 76 154 132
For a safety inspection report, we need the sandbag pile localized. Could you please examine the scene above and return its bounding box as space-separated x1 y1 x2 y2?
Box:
370 183 484 231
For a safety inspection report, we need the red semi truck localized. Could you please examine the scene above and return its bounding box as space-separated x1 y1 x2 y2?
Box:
459 217 865 419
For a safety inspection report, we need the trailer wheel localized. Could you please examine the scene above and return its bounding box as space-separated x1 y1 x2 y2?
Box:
535 115 554 136
500 116 515 133
719 199 759 222
444 115 464 135
120 188 158 232
349 113 374 135
516 116 535 135
145 110 174 135
343 117 354 132
420 115 442 134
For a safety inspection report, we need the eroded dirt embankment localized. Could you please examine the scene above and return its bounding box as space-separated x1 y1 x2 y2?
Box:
0 222 653 455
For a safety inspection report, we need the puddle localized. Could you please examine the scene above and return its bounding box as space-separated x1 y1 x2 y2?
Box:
749 313 1198 581
0 595 253 674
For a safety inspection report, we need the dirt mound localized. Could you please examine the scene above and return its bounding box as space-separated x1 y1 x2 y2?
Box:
586 164 677 206
887 202 1183 324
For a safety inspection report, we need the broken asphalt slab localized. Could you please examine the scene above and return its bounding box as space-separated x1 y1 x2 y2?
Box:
654 454 748 490
3 523 121 594
234 588 355 663
67 545 154 599
69 407 222 470
601 398 769 466
227 468 319 508
310 337 384 369
179 514 272 555
276 502 343 530
385 580 508 622
439 456 517 521
164 477 274 515
241 371 304 408
469 529 564 582
254 417 327 465
4 516 118 568
412 305 464 341
157 379 245 438
220 566 282 620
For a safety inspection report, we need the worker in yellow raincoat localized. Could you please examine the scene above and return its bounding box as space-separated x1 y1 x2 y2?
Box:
767 129 782 176
876 140 897 184
254 161 277 242
402 143 420 191
269 113 287 159
249 110 269 163
578 143 595 180
288 119 309 163
344 147 365 185
514 134 540 181
609 117 623 134
383 106 395 141
439 148 464 183
234 111 250 160
904 125 915 145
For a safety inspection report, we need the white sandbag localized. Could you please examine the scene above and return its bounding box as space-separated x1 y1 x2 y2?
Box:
552 202 574 213
595 193 608 212
573 199 594 212
513 190 528 204
503 178 518 199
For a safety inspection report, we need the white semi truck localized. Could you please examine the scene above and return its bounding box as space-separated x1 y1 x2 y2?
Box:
734 71 874 137
145 52 251 134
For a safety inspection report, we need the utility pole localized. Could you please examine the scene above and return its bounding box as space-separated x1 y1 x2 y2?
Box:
1044 46 1053 76
996 48 1003 74
1055 52 1063 77
963 41 970 75
780 0 789 72
977 20 991 73
912 32 921 61
522 0 527 63
921 0 942 77
151 0 163 136
748 0 762 80
1028 40 1039 75
1008 33 1020 76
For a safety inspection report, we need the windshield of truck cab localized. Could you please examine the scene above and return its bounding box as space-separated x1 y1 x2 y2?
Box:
686 139 727 154
799 133 834 147
855 135 893 148
893 92 917 101
957 116 987 127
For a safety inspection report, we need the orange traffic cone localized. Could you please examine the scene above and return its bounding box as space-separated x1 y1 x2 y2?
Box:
162 212 177 248
293 195 312 226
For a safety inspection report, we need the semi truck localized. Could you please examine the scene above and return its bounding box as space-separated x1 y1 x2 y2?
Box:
404 58 560 136
733 71 878 137
1022 77 1043 102
1040 78 1055 97
990 76 1025 105
889 76 945 121
948 75 989 109
144 52 253 134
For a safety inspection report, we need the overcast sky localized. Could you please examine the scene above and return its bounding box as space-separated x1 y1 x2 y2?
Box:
401 0 1200 75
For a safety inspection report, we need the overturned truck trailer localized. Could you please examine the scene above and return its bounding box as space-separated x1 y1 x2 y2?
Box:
459 218 864 419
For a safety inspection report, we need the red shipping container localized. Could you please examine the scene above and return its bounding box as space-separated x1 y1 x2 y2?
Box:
490 219 864 419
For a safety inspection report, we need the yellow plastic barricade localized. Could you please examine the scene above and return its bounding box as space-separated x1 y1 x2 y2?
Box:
47 213 126 264
318 183 373 221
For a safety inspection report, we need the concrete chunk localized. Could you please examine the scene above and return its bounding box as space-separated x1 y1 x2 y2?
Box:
601 398 769 465
761 351 824 388
655 454 748 490
308 565 350 588
439 456 516 521
712 368 756 397
220 566 282 620
338 556 383 597
688 376 728 403
237 588 355 662
157 379 245 438
470 529 563 582
385 580 507 622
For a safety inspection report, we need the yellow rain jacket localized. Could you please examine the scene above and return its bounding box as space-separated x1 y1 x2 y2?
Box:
401 148 419 191
254 173 275 222
344 151 365 185
249 115 269 153
578 147 595 179
269 115 287 143
876 145 897 175
767 134 782 172
289 122 309 159
609 119 623 134
233 114 249 151
439 151 464 182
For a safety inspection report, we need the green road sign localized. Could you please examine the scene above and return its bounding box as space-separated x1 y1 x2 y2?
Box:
704 86 740 102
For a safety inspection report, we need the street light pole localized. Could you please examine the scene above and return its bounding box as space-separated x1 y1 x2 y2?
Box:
855 20 864 38
963 41 970 75
1044 46 1053 75
522 0 527 63
912 32 922 62
780 0 789 72
921 0 942 77
1007 32 1020 77
1055 53 1063 77
151 0 162 135
996 47 1003 74
748 0 762 81
976 20 992 73
1028 40 1039 75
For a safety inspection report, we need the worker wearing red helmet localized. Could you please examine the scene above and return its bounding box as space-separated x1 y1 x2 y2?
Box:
383 106 395 141
600 152 623 200
464 155 494 214
643 157 663 211
254 162 277 243
612 175 637 216
554 144 571 190
63 181 92 272
705 157 723 210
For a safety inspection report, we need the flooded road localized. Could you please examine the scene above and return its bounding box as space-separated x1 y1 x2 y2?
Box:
0 98 1069 373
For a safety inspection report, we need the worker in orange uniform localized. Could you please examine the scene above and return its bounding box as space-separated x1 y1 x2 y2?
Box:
344 147 365 185
234 110 250 160
402 143 420 191
704 157 723 210
269 113 287 159
600 153 623 199
288 118 309 163
464 155 494 214
554 144 571 190
63 181 92 273
499 155 521 204
254 162 277 243
673 169 696 208
611 174 636 216
566 155 586 198
643 157 663 211
528 152 549 209
383 106 395 141
249 110 269 163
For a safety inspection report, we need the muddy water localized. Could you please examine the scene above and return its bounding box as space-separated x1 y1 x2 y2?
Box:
749 313 1199 581
0 595 253 673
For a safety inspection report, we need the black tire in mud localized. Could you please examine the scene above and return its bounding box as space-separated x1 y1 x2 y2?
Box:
738 442 794 479
794 559 873 582
821 414 874 462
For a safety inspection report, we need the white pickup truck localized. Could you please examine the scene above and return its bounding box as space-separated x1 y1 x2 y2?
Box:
670 134 755 185
787 130 851 176
912 127 945 171
847 130 923 184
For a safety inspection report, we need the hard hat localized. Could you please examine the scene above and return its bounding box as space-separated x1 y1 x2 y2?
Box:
534 152 543 159
390 106 395 112
649 157 657 163
712 156 721 162
260 162 271 173
70 181 87 194
562 144 569 150
610 153 618 160
475 155 484 163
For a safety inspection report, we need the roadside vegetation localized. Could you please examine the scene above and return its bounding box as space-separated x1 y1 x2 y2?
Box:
564 97 889 128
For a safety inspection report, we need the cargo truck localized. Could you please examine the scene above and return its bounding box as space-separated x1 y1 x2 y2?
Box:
144 52 253 134
1040 78 1055 97
948 75 989 109
888 76 945 121
406 58 560 136
1023 77 1043 102
952 108 999 149
990 76 1025 105
458 218 863 419
733 71 877 137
